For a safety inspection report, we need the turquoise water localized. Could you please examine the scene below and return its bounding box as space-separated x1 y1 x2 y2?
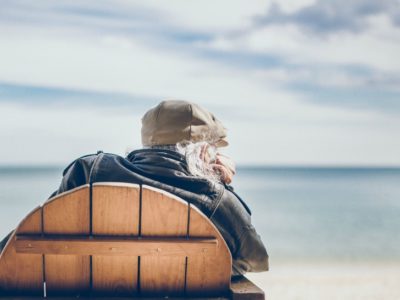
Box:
1 166 399 262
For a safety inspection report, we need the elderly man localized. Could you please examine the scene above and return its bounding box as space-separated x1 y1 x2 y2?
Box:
1 100 269 276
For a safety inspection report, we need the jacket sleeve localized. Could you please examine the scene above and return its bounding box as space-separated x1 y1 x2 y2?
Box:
210 186 269 276
232 224 269 275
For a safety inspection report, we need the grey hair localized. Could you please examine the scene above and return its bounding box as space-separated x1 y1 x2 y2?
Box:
176 141 221 183
148 142 221 183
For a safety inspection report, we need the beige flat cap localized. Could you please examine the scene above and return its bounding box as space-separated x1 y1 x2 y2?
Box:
141 100 228 147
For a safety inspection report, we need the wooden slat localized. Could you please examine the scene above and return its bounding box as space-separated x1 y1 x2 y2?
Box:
186 205 232 296
43 186 90 296
45 255 90 295
43 186 90 235
18 208 42 235
140 186 188 296
92 183 140 296
230 276 265 300
0 207 43 295
16 236 217 256
0 296 230 300
92 256 136 296
92 183 140 236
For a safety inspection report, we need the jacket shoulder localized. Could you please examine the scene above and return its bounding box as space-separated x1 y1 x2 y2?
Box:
62 153 100 176
53 152 103 197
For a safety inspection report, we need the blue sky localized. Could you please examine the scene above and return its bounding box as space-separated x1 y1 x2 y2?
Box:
0 0 399 166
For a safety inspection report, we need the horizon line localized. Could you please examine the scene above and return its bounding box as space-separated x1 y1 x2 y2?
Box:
1 164 400 169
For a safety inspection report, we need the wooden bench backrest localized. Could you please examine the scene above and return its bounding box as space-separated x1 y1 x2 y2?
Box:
0 183 232 297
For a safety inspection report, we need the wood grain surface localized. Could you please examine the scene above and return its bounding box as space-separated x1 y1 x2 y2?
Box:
186 204 232 296
0 207 43 295
230 276 265 300
16 236 217 256
0 183 238 298
43 186 90 296
140 186 188 296
92 183 140 296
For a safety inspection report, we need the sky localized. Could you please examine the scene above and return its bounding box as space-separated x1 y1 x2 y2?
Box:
0 0 399 166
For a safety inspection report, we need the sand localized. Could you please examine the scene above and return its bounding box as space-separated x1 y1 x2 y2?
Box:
246 261 400 300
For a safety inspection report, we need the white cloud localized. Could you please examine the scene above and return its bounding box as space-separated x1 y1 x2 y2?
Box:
0 103 142 165
2 95 399 166
0 25 303 110
125 0 268 31
210 15 400 73
0 1 399 166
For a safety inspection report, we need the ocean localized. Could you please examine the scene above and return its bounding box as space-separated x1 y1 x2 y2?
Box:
1 166 399 263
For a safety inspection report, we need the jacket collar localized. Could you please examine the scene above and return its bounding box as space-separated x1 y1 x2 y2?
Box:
126 148 191 177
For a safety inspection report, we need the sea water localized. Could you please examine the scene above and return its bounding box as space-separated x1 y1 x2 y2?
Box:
1 166 399 263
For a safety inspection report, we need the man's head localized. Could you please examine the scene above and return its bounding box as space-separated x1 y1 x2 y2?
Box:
141 100 235 184
141 100 228 148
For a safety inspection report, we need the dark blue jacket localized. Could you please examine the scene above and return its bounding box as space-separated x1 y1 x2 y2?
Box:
50 148 269 275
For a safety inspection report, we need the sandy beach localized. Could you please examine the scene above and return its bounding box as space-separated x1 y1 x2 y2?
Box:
246 262 400 300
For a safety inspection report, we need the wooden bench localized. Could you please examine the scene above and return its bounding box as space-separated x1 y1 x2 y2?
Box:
0 183 265 299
